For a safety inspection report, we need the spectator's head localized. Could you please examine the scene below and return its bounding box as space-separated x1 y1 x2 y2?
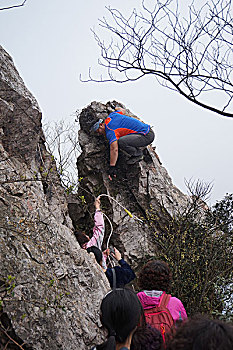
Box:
98 288 143 350
166 314 233 350
86 246 103 266
138 260 172 291
74 231 90 246
131 325 163 350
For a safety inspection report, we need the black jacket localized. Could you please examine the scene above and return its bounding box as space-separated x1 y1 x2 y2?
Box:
105 258 136 288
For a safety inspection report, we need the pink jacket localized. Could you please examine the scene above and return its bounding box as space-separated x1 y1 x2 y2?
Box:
83 210 105 250
137 291 187 322
83 210 107 268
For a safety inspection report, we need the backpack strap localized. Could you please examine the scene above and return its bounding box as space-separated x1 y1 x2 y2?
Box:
158 292 171 308
111 268 116 290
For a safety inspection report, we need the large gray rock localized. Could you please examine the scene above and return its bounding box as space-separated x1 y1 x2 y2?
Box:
0 44 190 349
0 46 109 349
73 101 189 269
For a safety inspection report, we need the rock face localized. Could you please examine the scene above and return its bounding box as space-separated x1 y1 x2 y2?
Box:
0 46 109 349
72 101 189 270
0 45 189 350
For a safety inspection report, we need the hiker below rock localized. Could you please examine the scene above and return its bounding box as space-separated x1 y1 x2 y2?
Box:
90 288 143 350
87 246 136 289
131 325 163 350
137 260 187 344
104 247 136 288
90 108 155 180
74 196 107 268
166 315 233 350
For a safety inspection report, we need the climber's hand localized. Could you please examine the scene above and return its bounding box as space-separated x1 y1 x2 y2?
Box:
103 248 110 256
112 247 122 261
108 166 117 181
94 196 101 210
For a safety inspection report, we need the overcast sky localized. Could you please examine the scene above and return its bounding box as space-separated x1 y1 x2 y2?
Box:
1 0 232 205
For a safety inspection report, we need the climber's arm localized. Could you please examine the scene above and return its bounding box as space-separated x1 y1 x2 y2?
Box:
110 141 118 166
85 197 105 249
108 141 118 180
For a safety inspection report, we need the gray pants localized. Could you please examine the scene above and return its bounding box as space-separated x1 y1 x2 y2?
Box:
118 128 155 157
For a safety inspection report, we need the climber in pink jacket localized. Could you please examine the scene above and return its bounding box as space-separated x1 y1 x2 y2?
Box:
137 260 187 322
74 196 107 267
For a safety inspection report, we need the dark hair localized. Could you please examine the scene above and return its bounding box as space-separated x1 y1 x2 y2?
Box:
96 288 143 350
131 325 163 350
86 246 103 266
166 314 233 350
74 231 89 246
138 260 172 291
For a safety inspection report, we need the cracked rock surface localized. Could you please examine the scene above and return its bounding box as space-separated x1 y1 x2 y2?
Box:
0 44 189 350
0 46 108 350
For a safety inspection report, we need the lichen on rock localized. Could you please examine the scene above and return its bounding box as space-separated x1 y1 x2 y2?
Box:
0 46 109 350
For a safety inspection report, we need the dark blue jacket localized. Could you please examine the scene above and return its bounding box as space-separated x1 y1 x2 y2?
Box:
105 258 136 288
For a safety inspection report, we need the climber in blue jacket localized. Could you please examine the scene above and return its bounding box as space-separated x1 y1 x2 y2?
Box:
90 108 154 180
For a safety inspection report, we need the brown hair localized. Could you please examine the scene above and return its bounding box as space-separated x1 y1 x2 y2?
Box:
131 325 163 350
138 260 172 291
166 314 233 350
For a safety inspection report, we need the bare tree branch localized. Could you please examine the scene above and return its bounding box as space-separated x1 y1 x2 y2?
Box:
85 0 233 118
0 0 27 11
43 119 80 193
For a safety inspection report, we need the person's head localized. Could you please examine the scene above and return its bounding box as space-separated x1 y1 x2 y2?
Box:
90 119 105 135
166 314 233 350
98 288 143 350
131 325 163 350
74 230 90 246
138 260 172 291
86 246 103 266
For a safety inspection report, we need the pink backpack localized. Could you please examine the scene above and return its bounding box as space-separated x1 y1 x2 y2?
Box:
144 292 174 344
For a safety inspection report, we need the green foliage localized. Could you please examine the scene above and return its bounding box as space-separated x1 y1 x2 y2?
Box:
79 195 86 205
210 193 233 233
147 191 233 319
6 275 16 295
48 279 55 287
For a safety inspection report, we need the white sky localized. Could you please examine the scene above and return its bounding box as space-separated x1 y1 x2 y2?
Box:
0 0 232 205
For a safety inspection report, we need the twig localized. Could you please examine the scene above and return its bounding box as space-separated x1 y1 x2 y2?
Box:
0 0 27 11
0 326 25 349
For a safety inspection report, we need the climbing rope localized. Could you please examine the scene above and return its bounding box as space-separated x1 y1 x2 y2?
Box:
77 184 144 264
98 193 143 250
98 193 143 224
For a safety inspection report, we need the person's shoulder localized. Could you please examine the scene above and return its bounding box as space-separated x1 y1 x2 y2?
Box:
169 296 185 307
170 296 182 303
105 267 113 277
108 110 126 119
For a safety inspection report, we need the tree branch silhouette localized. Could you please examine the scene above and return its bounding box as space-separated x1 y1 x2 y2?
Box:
86 0 233 118
0 1 27 11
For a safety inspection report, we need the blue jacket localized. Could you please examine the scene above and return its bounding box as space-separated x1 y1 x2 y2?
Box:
105 111 150 144
105 258 136 288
